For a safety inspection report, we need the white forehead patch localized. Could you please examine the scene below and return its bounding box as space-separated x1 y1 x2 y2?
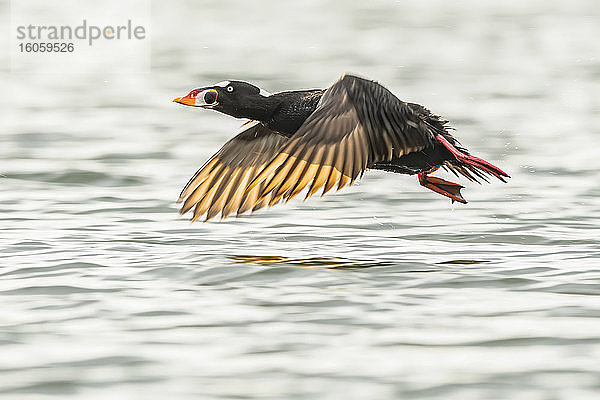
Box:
259 88 272 97
214 80 271 96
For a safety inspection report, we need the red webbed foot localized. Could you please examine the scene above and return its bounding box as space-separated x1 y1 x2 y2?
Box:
418 172 467 204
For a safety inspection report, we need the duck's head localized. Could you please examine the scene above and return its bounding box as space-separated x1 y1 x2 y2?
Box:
173 80 273 119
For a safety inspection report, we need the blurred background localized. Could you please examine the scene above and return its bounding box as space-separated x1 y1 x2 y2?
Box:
1 0 599 399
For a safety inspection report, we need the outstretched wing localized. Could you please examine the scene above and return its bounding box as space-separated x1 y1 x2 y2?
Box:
178 122 289 221
245 74 439 205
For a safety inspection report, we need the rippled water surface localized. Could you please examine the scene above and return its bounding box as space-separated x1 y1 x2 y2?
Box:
2 1 600 399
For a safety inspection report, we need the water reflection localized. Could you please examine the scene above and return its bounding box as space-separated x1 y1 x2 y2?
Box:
231 254 391 269
437 259 491 265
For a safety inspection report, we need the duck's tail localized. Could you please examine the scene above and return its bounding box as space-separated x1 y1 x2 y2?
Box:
436 134 510 184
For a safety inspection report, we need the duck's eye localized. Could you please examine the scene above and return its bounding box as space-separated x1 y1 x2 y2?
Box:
227 86 234 92
204 90 218 104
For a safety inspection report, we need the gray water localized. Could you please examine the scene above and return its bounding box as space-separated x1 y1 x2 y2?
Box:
2 1 600 399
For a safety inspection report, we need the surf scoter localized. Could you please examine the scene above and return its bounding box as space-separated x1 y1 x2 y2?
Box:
173 74 509 221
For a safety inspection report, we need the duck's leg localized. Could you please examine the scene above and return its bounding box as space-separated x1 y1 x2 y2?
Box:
435 134 509 181
418 166 467 204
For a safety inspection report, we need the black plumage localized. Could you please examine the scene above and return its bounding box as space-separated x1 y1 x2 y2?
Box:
173 74 509 221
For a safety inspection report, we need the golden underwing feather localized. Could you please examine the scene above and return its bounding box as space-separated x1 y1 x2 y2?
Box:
323 167 341 195
286 162 319 202
238 181 264 215
246 152 290 193
221 167 255 218
268 185 287 207
178 158 219 203
180 163 224 215
306 164 331 198
178 123 290 221
255 183 280 211
318 142 340 195
353 129 368 179
274 158 307 199
262 154 297 195
205 167 242 221
273 144 317 198
261 189 285 210
341 138 354 184
192 171 227 222
253 196 270 211
287 146 325 200
256 143 313 203
338 173 351 191
337 138 354 186
283 145 325 201
302 146 332 199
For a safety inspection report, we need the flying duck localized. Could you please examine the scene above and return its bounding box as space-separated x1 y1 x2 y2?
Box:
173 74 509 222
